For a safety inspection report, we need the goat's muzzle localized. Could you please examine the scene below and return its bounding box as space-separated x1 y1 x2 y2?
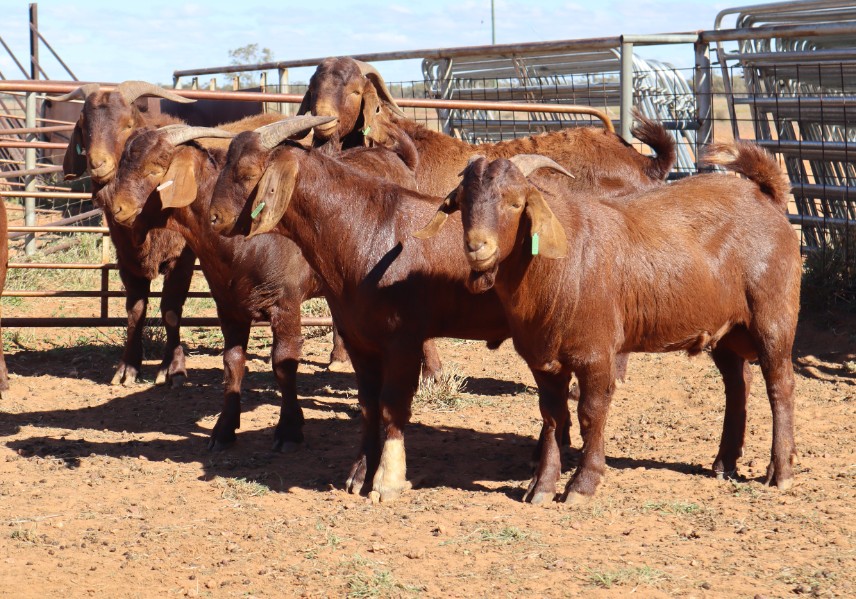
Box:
111 199 138 227
464 230 499 271
89 154 117 184
209 208 233 235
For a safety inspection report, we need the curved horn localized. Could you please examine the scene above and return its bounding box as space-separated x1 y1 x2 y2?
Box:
48 83 101 102
354 60 407 118
256 115 337 149
158 125 236 147
116 81 195 105
508 154 575 179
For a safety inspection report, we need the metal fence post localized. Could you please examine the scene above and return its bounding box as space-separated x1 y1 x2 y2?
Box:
24 91 37 256
619 37 634 143
694 38 712 168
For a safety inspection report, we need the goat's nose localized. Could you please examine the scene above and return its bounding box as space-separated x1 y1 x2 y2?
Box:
467 239 486 254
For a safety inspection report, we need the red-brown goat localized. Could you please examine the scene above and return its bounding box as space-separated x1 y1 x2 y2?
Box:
297 57 676 197
208 122 514 502
418 143 801 503
106 116 354 450
54 81 199 386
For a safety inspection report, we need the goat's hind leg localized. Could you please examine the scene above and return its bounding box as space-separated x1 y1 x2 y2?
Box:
525 369 572 505
155 248 195 387
759 352 797 490
710 345 751 480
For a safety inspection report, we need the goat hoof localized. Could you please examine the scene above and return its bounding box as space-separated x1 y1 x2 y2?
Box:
169 374 187 389
561 491 591 505
273 440 301 454
764 464 794 490
715 469 737 481
327 359 352 373
527 491 554 506
208 437 236 452
155 369 168 386
111 365 138 386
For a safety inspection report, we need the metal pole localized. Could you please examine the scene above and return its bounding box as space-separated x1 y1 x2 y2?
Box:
25 3 39 255
24 91 37 256
619 37 634 142
491 0 496 45
694 39 712 169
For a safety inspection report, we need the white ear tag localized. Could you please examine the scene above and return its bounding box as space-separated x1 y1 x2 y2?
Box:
156 180 174 192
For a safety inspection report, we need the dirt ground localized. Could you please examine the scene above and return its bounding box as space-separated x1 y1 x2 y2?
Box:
0 313 854 598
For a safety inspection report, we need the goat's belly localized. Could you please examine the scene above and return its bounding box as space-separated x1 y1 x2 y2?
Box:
631 319 736 355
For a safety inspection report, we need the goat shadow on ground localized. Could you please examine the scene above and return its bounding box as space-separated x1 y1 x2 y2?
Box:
3 368 718 501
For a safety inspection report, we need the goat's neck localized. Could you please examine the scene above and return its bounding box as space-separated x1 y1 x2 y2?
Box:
279 152 401 297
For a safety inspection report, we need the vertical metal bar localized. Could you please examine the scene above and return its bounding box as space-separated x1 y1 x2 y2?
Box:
24 92 37 256
232 76 239 91
209 78 216 91
694 38 712 171
620 38 634 142
279 68 289 116
25 3 39 255
491 0 496 45
191 77 198 90
101 216 110 320
259 71 267 114
29 4 39 81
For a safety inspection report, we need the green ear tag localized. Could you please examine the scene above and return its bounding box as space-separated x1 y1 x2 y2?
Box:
531 232 540 256
361 125 372 136
251 201 266 219
76 144 85 156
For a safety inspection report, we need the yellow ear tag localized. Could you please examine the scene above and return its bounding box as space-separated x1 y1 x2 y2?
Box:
251 202 266 219
361 125 372 136
531 233 540 256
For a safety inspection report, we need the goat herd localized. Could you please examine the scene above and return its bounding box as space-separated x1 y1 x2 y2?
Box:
4 57 801 505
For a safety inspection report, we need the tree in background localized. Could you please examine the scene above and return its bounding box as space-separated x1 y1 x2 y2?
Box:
228 44 275 89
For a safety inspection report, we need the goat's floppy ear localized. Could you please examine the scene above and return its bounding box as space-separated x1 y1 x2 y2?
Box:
359 85 384 147
62 121 87 181
412 188 460 239
248 156 299 238
524 188 567 258
159 147 198 209
296 91 311 116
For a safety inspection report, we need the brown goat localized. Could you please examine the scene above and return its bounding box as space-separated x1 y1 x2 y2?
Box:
0 199 8 398
212 118 443 382
106 116 354 450
54 81 200 386
418 143 801 503
209 122 516 502
297 57 676 197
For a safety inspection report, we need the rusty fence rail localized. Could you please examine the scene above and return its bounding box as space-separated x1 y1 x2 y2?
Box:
0 81 614 329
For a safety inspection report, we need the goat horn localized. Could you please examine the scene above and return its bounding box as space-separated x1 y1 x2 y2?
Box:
48 83 101 102
354 60 407 118
158 125 236 147
116 81 195 105
256 115 337 149
509 154 575 179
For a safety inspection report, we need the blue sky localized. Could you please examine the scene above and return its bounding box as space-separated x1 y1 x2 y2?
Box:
0 1 774 86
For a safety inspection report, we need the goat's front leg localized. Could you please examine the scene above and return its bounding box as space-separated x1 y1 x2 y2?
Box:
370 347 421 503
269 305 305 453
112 269 150 386
345 352 382 495
155 247 195 387
561 361 616 503
209 319 251 451
525 369 572 505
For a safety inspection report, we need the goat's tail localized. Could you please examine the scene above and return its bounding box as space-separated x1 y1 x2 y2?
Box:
702 141 791 211
630 109 677 182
